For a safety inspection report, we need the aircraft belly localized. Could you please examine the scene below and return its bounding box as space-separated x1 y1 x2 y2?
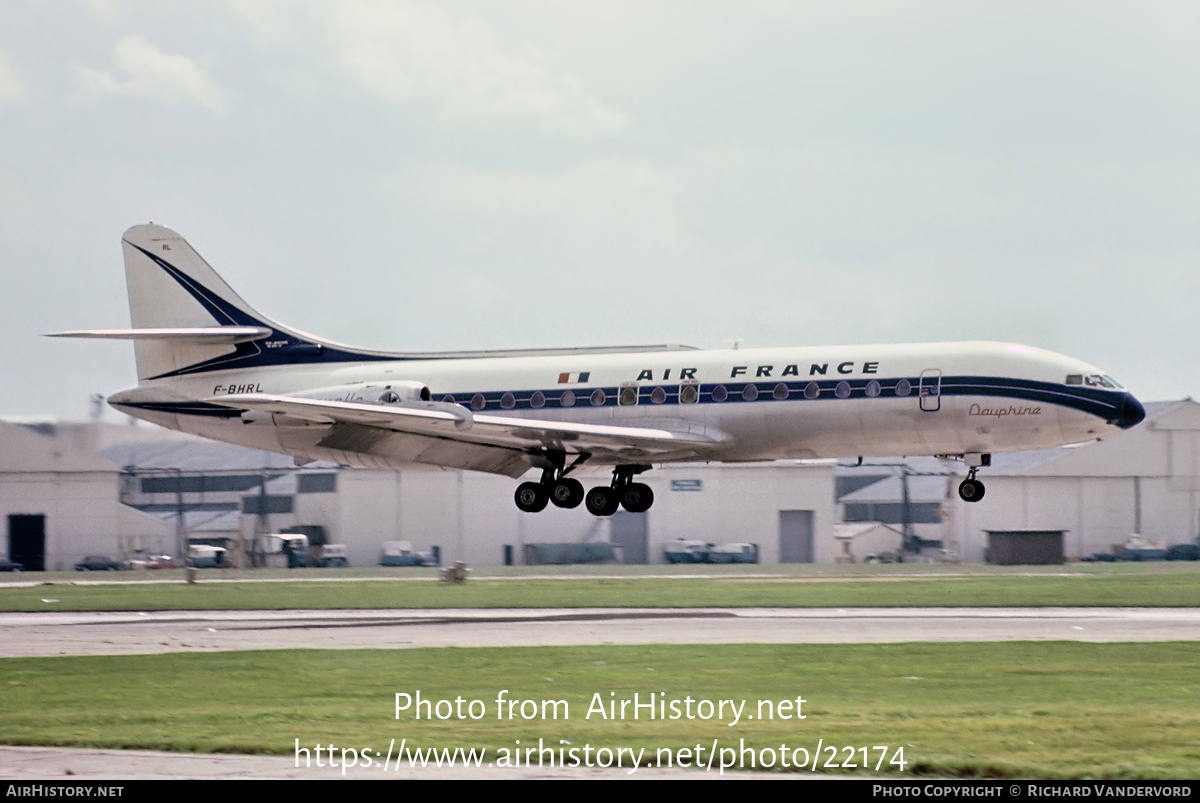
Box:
118 407 181 432
762 401 865 459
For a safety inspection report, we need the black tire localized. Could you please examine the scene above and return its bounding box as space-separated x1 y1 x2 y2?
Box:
620 482 655 513
550 478 584 509
514 481 549 513
585 486 619 517
958 479 985 503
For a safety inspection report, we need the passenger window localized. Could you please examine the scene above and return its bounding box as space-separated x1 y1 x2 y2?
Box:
651 387 667 404
773 383 789 400
560 390 576 407
679 381 699 404
619 384 638 406
804 382 820 400
500 392 516 409
530 391 546 409
865 380 881 398
471 394 486 410
590 388 607 406
742 384 759 401
835 381 851 399
711 384 728 402
442 394 456 404
895 379 912 397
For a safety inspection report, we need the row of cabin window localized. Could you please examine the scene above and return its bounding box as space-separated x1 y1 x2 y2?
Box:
437 378 912 411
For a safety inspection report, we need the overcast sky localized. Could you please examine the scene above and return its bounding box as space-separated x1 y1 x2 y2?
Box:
2 1 1199 419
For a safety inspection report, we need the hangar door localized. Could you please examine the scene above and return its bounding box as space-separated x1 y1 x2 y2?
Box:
8 514 45 572
610 511 648 564
778 510 814 563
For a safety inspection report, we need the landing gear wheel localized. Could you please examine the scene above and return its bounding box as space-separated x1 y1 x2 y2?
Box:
958 478 985 503
585 486 620 516
620 482 654 513
550 478 584 509
515 481 549 512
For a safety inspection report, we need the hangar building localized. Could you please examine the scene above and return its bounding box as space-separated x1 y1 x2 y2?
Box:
4 399 1198 569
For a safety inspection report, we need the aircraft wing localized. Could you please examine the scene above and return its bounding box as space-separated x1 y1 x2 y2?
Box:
212 393 726 476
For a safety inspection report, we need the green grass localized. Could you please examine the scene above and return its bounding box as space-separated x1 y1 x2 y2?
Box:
1 643 1197 778
3 564 1200 611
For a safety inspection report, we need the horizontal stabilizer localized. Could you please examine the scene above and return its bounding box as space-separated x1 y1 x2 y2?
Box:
49 327 272 344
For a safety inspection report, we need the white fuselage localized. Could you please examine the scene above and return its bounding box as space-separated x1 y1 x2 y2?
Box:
111 340 1138 474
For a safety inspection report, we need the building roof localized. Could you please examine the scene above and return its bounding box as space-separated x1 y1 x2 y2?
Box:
99 437 335 472
838 473 953 504
150 508 242 533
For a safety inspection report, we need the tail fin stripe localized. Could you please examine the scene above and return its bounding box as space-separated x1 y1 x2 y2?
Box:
129 243 399 379
130 244 268 330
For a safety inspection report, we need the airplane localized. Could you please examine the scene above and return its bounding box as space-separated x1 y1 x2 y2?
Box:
52 224 1146 516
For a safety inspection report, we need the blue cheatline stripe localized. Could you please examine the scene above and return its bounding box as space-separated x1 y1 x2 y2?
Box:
122 375 1129 424
433 376 1122 420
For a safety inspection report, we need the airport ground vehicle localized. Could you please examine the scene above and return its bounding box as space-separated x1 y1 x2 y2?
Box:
380 541 437 567
74 555 122 571
315 544 349 568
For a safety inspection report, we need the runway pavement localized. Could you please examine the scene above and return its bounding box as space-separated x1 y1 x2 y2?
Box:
3 606 1199 656
0 745 758 781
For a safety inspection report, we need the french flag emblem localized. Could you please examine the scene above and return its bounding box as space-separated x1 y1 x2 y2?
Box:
558 372 590 384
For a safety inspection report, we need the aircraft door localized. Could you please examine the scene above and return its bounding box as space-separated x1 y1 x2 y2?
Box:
919 369 942 412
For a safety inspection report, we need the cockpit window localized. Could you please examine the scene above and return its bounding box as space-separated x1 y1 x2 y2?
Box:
1067 374 1122 389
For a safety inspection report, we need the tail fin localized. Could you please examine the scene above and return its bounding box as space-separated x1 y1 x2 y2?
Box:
52 224 399 384
120 224 277 381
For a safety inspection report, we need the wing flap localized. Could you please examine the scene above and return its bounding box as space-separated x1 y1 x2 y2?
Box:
214 393 725 456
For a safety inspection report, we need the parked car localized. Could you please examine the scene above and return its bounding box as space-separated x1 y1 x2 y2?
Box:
146 555 181 569
75 555 122 571
708 543 759 564
380 541 438 567
1166 543 1200 561
0 558 24 572
187 545 229 568
663 539 712 563
316 544 349 568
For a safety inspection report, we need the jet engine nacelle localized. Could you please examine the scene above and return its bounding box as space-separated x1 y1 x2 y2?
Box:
292 381 432 405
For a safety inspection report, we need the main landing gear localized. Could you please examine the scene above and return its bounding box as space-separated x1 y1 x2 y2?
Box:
584 465 654 517
514 464 654 516
956 453 991 503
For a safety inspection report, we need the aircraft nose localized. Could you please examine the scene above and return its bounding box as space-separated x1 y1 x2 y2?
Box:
1113 393 1146 430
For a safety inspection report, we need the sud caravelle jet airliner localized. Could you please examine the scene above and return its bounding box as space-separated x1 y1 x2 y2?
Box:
54 224 1146 517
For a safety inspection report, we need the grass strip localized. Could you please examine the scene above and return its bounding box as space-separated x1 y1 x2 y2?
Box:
1 642 1196 778
3 569 1200 611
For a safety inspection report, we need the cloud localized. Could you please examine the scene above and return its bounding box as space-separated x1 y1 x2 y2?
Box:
230 0 624 138
75 35 226 113
0 50 23 103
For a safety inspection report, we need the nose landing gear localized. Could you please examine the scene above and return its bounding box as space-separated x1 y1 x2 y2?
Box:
956 453 990 503
957 473 985 502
